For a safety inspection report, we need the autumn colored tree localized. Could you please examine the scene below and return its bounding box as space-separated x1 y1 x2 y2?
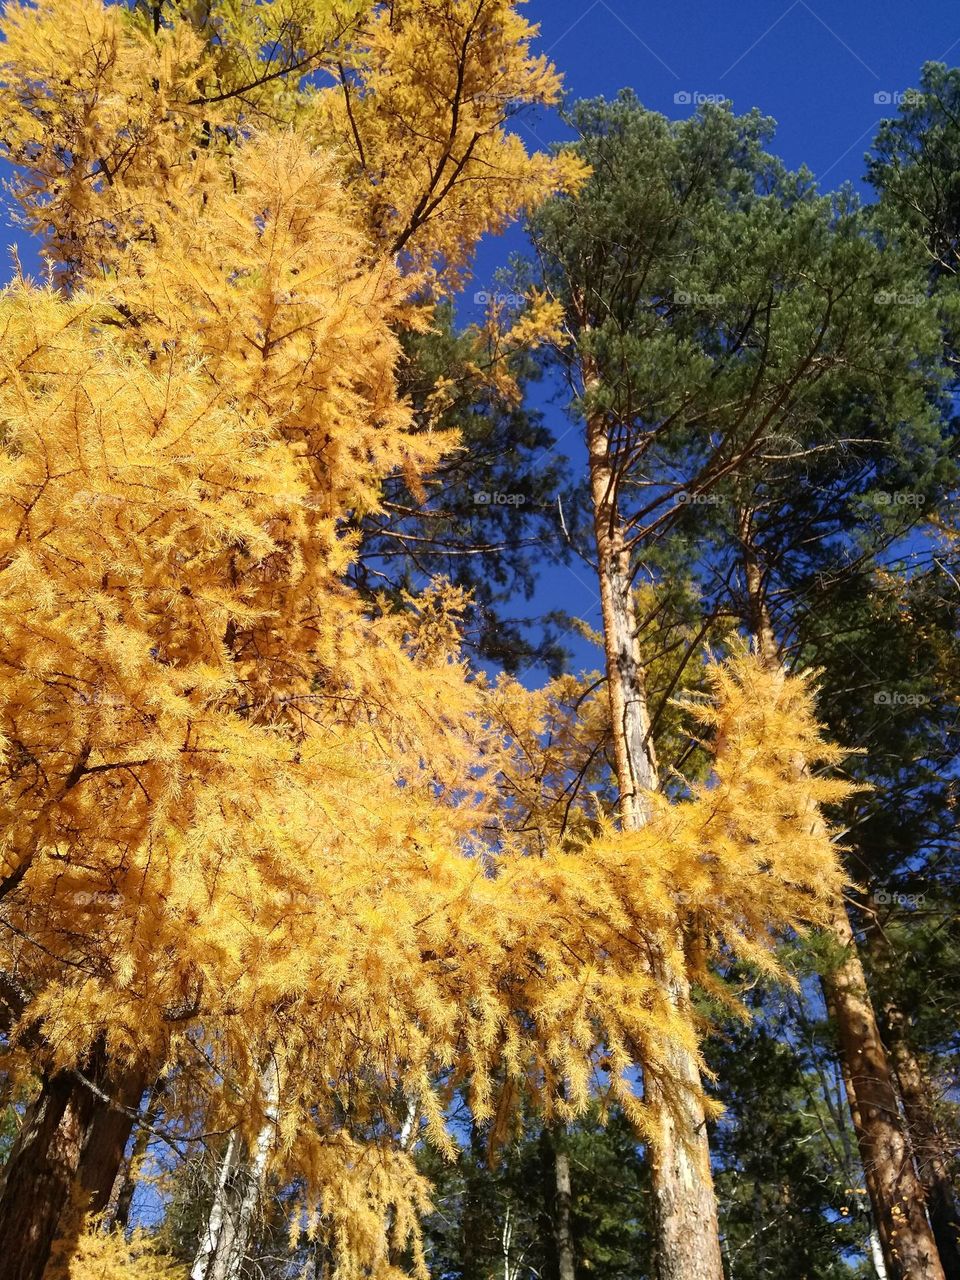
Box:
0 0 584 1274
0 129 472 1278
0 0 585 291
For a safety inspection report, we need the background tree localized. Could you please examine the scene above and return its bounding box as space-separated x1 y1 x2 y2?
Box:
519 89 923 1280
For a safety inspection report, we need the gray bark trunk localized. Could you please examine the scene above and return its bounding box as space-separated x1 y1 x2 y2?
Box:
587 405 724 1280
553 1130 576 1280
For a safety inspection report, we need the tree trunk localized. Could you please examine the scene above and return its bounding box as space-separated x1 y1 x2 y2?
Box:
552 1128 576 1280
109 1078 164 1230
502 1203 518 1280
741 521 945 1280
0 1043 148 1280
869 1228 891 1280
191 1059 279 1280
823 989 888 1278
823 905 944 1280
587 408 724 1280
78 1060 150 1217
0 1068 98 1280
881 998 960 1279
863 924 960 1278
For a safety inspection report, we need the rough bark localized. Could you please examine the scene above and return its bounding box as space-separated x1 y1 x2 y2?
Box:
0 1043 148 1280
741 520 945 1280
77 1060 150 1216
881 998 960 1280
191 1059 280 1280
552 1127 576 1280
587 407 724 1280
824 990 888 1279
0 1068 99 1280
824 906 944 1280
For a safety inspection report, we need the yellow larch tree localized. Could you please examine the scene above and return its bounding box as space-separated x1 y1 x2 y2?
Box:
0 0 586 293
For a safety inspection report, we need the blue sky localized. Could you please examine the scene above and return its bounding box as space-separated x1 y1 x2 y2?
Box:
522 0 960 179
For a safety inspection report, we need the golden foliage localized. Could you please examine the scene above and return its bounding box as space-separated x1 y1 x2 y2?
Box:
0 0 216 281
0 131 488 1269
46 1219 185 1280
308 0 588 288
482 652 851 1133
0 0 585 292
468 290 569 403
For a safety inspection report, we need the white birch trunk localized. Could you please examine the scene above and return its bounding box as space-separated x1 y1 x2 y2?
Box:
191 1058 280 1280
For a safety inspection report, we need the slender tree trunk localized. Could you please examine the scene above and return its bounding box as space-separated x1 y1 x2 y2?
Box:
109 1078 164 1230
741 520 945 1280
824 989 888 1278
0 1042 148 1280
863 926 960 1277
824 904 944 1280
191 1059 280 1280
552 1127 576 1280
869 1229 891 1280
587 408 724 1280
502 1203 517 1280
